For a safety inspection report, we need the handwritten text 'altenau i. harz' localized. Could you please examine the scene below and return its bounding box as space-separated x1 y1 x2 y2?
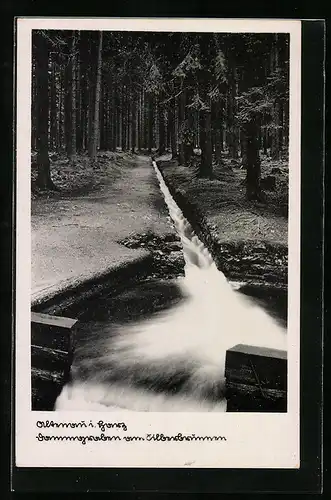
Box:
35 420 227 445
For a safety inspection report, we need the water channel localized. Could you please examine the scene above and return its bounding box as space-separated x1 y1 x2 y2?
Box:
55 161 287 412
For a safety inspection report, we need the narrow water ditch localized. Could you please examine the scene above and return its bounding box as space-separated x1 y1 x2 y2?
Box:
54 160 287 412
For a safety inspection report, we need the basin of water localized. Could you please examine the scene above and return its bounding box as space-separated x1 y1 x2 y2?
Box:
55 162 287 412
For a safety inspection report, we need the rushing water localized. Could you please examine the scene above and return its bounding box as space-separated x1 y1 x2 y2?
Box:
55 161 286 412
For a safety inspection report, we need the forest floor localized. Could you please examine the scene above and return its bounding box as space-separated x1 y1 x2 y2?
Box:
31 151 182 303
157 152 289 244
31 149 289 306
157 152 289 287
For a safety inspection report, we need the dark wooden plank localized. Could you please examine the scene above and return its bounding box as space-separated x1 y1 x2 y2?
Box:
31 312 78 352
31 323 73 352
31 373 64 411
31 312 78 329
225 344 287 390
226 343 287 360
30 313 77 411
225 344 287 412
226 391 287 412
31 344 71 374
31 367 65 385
226 381 286 400
31 388 57 411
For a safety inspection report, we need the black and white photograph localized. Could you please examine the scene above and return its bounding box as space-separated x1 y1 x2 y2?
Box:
15 18 302 469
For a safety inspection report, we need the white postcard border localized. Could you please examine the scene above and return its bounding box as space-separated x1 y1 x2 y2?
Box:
15 18 301 469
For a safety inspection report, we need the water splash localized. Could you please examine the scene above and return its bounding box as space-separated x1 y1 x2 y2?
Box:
55 161 286 412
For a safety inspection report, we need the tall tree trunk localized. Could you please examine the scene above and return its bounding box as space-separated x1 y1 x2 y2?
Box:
240 129 246 164
31 56 37 150
79 67 87 151
137 91 142 151
166 110 170 150
158 98 166 155
279 99 284 154
168 102 177 159
183 130 193 166
87 34 96 156
111 81 117 151
64 59 71 156
99 83 106 150
214 100 223 166
271 34 281 160
117 93 121 150
227 63 239 158
262 115 268 156
239 50 263 201
80 32 89 151
119 91 123 150
57 68 63 149
131 94 136 153
283 98 289 153
178 88 185 165
76 32 83 152
198 74 213 178
197 35 213 177
211 103 216 154
107 88 112 149
127 91 131 151
199 107 213 178
271 100 281 160
103 86 109 149
215 129 221 165
148 93 153 153
143 91 148 150
34 31 55 190
183 80 194 166
70 31 77 158
243 120 262 201
49 55 57 151
87 86 94 155
89 31 103 160
121 86 127 151
152 97 159 149
199 110 205 164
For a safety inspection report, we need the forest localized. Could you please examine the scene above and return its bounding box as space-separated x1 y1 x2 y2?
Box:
32 30 289 202
30 30 291 414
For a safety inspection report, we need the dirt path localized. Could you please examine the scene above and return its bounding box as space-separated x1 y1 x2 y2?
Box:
31 155 175 303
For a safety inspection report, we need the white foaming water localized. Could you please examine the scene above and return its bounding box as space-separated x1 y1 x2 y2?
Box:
55 161 286 412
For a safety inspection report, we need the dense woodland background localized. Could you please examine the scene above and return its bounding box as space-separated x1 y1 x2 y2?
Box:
32 30 289 201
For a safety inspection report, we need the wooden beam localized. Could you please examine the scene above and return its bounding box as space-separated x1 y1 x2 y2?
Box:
31 345 71 375
31 312 78 329
31 312 78 411
225 344 287 412
32 366 65 385
31 368 65 411
31 312 78 353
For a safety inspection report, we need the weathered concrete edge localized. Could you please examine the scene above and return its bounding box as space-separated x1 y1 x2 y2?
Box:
31 253 157 316
156 159 288 292
31 250 148 305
